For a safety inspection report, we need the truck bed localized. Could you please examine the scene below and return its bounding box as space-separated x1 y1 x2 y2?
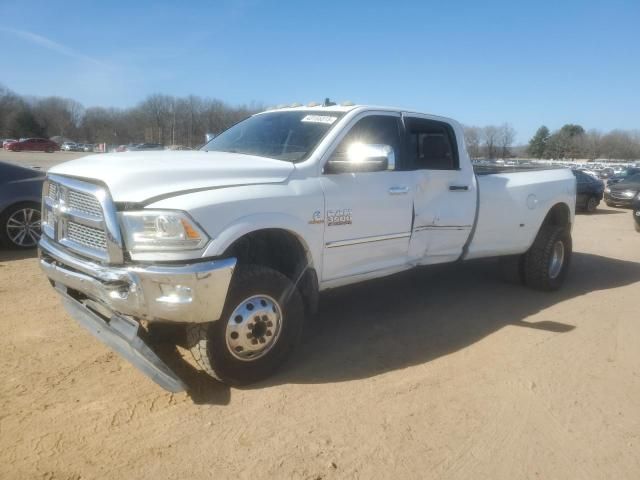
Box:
473 164 566 175
465 166 576 260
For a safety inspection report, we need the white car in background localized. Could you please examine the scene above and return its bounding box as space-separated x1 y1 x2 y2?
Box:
2 139 17 149
61 142 80 152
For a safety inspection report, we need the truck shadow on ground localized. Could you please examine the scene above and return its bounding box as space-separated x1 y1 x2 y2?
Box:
271 252 640 386
582 208 626 215
161 252 640 403
0 249 37 262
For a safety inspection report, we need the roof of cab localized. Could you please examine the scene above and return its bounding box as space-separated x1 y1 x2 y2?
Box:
260 104 360 113
256 104 459 127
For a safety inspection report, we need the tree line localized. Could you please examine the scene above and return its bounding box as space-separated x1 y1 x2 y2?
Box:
463 124 517 159
527 124 640 161
0 85 262 148
2 84 638 159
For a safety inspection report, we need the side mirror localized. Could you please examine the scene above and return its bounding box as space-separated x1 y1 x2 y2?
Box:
325 143 395 174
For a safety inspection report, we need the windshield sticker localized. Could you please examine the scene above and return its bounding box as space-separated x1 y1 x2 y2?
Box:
301 115 338 125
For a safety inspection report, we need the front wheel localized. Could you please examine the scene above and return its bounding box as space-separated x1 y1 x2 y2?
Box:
586 196 599 213
522 225 572 291
187 265 304 385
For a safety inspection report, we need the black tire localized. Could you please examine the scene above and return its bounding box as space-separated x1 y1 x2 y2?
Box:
0 202 41 249
45 147 54 153
605 201 614 207
586 196 599 213
186 265 304 386
522 225 572 291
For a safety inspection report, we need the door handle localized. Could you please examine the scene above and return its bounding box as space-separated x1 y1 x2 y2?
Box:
388 186 410 195
449 185 469 191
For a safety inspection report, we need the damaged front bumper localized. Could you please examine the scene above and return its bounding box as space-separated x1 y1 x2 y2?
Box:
39 235 236 391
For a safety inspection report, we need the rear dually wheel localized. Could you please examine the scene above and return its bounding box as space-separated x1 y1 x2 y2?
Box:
522 225 572 291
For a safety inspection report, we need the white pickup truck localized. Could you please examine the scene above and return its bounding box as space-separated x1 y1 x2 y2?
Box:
39 104 576 391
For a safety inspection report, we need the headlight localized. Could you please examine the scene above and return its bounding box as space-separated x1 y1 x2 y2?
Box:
622 190 637 198
120 210 209 252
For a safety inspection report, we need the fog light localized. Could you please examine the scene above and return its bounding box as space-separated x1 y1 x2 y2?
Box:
157 284 193 304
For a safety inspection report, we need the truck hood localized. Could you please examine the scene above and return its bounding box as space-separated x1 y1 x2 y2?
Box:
48 151 295 203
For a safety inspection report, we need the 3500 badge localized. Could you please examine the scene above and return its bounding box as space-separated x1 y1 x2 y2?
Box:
327 208 352 226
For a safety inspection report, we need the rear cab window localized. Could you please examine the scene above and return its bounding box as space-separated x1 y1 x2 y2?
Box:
404 117 459 170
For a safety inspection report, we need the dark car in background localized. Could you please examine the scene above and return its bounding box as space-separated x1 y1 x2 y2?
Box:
605 173 640 208
0 161 45 249
573 169 604 212
5 138 60 153
608 167 640 185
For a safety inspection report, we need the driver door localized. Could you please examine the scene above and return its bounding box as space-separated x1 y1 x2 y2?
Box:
319 112 415 283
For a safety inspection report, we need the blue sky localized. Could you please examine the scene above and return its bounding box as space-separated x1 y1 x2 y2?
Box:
1 0 638 142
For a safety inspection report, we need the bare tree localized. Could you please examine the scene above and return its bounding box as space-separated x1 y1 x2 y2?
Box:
482 126 500 159
32 97 84 140
463 126 481 159
498 123 516 159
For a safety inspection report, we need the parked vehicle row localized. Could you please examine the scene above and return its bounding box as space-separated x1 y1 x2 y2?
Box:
1 138 98 153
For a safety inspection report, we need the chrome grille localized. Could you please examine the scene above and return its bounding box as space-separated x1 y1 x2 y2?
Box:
68 190 103 218
67 222 108 250
48 182 58 199
43 175 123 263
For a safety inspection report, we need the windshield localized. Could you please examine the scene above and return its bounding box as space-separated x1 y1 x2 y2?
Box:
200 110 345 162
619 168 639 177
623 173 640 183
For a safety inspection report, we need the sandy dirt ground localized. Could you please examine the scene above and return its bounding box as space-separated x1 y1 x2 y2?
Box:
1 205 639 480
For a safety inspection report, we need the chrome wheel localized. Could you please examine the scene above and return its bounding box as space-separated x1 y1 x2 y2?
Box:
225 294 283 361
548 240 565 279
6 207 41 247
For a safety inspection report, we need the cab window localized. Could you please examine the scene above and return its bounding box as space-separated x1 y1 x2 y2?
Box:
405 117 459 170
331 115 402 163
